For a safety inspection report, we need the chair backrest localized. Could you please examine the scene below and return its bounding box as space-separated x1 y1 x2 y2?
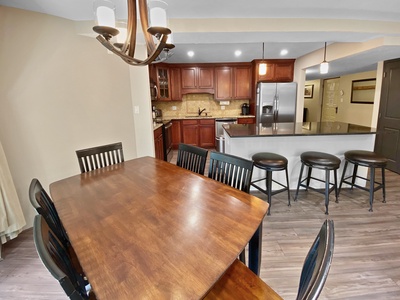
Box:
296 219 335 300
29 178 70 249
176 143 208 175
208 151 254 193
33 215 89 300
76 142 124 173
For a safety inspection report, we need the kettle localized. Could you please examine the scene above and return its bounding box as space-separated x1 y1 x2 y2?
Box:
241 103 250 115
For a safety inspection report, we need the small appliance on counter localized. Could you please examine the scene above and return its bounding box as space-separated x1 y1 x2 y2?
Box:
152 106 163 123
241 103 250 115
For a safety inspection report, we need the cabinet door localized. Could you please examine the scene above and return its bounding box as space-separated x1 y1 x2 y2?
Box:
181 67 197 89
234 66 251 99
157 67 170 100
182 120 199 146
169 67 182 101
198 67 214 89
215 67 233 100
256 63 275 82
199 119 215 148
237 117 255 124
154 127 164 160
171 120 182 149
274 62 294 82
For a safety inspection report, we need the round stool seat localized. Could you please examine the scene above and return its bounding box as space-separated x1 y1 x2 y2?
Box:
344 150 387 167
252 152 288 171
301 151 340 170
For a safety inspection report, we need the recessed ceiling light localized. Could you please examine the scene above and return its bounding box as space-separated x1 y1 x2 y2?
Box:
234 50 242 57
280 49 288 56
187 51 194 57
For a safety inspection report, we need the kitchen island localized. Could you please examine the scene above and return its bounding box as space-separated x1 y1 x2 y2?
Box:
223 122 377 189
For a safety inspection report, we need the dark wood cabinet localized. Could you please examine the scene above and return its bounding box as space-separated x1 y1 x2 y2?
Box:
169 67 182 101
252 59 294 83
237 117 255 124
215 64 251 100
181 66 214 94
181 119 215 148
154 126 164 160
156 65 170 100
171 120 182 149
198 119 215 148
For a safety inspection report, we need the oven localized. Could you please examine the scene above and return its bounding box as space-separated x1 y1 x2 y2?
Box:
215 118 237 152
163 121 173 162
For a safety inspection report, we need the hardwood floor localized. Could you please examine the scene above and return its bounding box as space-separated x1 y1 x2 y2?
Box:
1 152 399 299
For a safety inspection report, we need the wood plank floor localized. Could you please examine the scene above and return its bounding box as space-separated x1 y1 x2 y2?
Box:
1 151 399 299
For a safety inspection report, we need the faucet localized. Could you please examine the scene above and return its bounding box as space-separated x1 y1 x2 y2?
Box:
198 107 206 116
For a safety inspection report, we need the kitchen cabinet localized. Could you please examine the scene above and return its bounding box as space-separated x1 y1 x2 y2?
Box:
169 67 182 101
156 65 170 100
181 119 215 148
171 120 182 149
237 117 255 124
181 66 214 94
198 119 215 148
154 126 164 160
215 64 251 100
253 59 294 83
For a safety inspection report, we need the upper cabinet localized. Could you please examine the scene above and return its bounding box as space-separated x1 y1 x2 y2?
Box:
169 67 182 101
252 59 295 83
150 64 181 101
181 66 214 94
215 64 251 100
157 66 170 100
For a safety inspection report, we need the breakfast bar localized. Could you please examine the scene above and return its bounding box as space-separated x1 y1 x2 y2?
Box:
223 122 377 189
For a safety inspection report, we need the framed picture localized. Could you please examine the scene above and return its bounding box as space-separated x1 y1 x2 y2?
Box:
304 84 314 98
351 78 376 104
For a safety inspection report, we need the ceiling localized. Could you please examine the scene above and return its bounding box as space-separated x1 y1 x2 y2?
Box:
1 0 400 80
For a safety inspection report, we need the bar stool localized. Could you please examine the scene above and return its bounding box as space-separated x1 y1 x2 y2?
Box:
294 151 341 215
339 150 387 212
251 152 290 215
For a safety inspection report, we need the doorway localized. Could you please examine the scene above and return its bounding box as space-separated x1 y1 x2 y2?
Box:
320 78 340 122
375 58 400 173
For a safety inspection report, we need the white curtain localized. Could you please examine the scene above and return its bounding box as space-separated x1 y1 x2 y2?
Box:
0 141 26 249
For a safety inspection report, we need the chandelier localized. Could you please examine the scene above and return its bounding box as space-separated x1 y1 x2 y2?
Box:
93 0 174 66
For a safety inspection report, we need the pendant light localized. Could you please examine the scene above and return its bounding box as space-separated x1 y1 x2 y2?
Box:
320 42 329 74
259 42 267 76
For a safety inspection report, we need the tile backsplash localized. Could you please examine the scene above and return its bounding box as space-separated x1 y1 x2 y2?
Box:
153 94 249 118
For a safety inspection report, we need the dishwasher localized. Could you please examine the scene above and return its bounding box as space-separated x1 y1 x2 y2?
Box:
215 118 237 152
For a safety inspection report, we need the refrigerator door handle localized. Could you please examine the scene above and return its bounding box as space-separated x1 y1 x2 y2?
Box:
274 94 279 122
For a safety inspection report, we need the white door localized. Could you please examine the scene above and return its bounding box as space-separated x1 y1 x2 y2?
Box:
321 78 340 122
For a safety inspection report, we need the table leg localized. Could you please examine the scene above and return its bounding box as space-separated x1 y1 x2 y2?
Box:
248 223 263 275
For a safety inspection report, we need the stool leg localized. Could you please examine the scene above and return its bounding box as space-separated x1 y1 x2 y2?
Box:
369 167 375 212
266 170 272 215
285 167 291 206
351 164 358 189
295 163 305 201
339 160 348 194
382 167 386 203
306 166 312 191
325 170 330 215
334 169 339 203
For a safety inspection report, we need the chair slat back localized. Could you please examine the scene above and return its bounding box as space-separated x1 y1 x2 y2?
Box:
176 143 208 175
208 152 253 193
33 215 88 300
76 142 124 173
296 219 335 300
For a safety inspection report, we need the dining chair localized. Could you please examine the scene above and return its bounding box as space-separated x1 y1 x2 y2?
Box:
296 219 335 300
176 143 208 175
33 215 95 300
207 151 255 272
76 142 124 173
29 178 70 249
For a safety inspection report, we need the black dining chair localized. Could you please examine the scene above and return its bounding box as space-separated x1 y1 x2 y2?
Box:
207 151 258 273
29 178 70 249
176 143 208 175
76 142 124 173
33 215 94 300
296 219 335 300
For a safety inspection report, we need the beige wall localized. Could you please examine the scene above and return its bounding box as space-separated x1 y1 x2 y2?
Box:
303 79 322 121
0 7 150 229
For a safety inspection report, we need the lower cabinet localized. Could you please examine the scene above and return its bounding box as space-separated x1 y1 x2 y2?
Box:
237 117 255 124
171 120 182 150
181 119 215 148
154 126 164 160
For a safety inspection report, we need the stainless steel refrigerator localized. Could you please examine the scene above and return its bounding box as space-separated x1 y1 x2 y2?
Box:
256 82 297 124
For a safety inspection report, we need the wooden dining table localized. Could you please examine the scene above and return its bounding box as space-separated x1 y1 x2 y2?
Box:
50 156 269 299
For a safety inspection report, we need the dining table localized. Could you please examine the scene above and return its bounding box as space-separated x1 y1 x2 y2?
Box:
50 156 269 299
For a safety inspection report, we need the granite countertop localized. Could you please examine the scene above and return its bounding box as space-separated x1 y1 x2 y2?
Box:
167 115 255 120
223 122 377 138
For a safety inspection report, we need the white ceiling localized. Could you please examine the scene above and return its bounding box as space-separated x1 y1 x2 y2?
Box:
1 0 400 80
